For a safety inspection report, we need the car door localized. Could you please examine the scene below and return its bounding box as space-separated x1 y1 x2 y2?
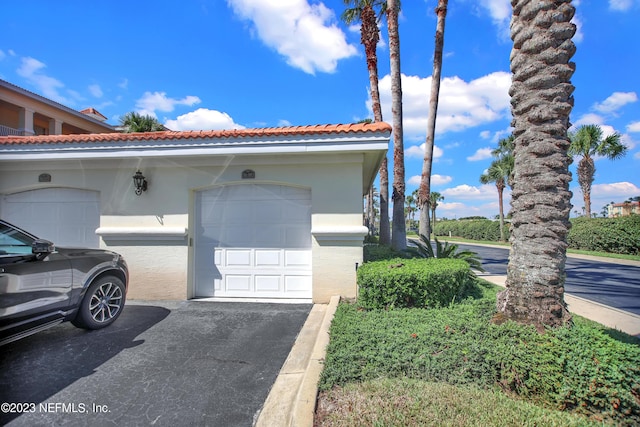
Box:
0 222 73 339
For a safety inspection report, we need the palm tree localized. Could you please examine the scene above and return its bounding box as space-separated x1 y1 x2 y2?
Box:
569 124 627 218
418 0 448 237
342 0 390 245
405 193 416 231
387 0 406 251
480 160 509 242
499 0 576 330
429 191 444 235
492 134 515 189
119 112 165 133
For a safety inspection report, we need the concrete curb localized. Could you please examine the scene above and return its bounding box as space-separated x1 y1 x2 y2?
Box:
255 295 340 427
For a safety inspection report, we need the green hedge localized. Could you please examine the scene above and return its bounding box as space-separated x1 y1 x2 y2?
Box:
357 258 472 310
435 216 640 255
568 216 640 255
434 219 508 242
363 244 408 262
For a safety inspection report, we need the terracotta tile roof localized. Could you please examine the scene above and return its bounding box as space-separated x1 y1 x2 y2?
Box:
0 122 391 146
80 107 108 121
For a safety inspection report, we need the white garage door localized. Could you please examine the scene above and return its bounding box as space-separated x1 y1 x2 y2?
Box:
1 188 100 248
194 184 312 299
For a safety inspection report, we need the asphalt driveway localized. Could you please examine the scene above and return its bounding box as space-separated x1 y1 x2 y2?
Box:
0 300 311 427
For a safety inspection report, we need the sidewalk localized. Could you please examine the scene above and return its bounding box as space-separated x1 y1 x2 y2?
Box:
256 258 640 427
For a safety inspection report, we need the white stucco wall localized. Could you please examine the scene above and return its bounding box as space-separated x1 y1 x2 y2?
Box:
0 152 368 302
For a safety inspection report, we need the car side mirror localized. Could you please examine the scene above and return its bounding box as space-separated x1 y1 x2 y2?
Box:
32 239 55 256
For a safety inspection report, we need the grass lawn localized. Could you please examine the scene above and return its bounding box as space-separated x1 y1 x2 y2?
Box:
315 281 640 426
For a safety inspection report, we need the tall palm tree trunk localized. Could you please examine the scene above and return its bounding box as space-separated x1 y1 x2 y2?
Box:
497 182 505 242
363 3 390 245
419 0 448 238
577 155 594 218
387 0 406 250
498 0 576 329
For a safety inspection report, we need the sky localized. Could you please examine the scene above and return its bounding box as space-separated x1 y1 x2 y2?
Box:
1 0 639 220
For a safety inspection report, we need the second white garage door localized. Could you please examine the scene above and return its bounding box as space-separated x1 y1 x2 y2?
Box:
194 184 312 299
0 188 100 248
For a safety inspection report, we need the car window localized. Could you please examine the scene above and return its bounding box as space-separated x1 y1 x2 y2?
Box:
0 223 35 256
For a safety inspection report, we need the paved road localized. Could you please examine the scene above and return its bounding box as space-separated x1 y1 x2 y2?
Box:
457 243 640 316
0 301 311 427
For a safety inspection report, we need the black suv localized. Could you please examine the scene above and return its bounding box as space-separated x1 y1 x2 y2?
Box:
0 219 128 345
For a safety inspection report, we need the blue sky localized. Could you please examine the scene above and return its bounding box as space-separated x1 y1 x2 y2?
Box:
1 0 638 220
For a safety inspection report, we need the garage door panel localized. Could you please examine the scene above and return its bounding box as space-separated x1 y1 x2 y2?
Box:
255 276 281 292
285 276 312 292
285 250 312 267
194 184 311 299
226 275 252 291
256 250 281 267
226 250 252 267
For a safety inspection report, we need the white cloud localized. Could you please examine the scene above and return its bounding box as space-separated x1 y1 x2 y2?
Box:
277 119 292 127
135 91 201 117
377 71 511 141
442 184 497 201
407 173 452 186
479 0 511 23
405 143 443 160
573 181 640 214
476 0 511 39
479 130 491 139
164 108 245 131
227 0 357 74
432 174 453 186
571 113 604 130
593 91 638 114
16 57 69 104
88 84 103 98
627 121 640 133
467 147 493 161
118 78 128 89
609 0 634 11
0 50 5 61
620 133 637 150
571 14 584 43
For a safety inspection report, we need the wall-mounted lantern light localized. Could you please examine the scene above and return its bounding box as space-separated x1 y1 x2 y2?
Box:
133 170 148 195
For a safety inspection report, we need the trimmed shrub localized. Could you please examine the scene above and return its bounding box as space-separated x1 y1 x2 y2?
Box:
357 258 472 310
363 244 408 262
434 219 508 242
568 216 640 255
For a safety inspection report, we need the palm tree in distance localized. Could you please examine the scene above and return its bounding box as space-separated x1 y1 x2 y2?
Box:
569 124 627 219
387 0 406 250
342 0 390 245
119 112 165 133
492 134 515 189
429 192 444 236
418 0 448 237
404 193 415 231
500 0 577 330
480 160 509 242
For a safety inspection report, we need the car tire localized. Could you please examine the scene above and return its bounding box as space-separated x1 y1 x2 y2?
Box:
72 276 126 330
